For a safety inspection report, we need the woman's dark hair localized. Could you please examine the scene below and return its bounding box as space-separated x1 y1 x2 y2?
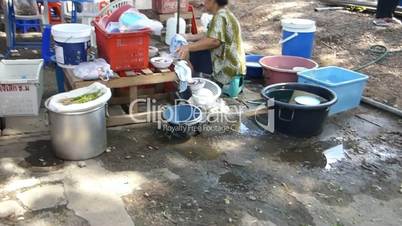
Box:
215 0 228 6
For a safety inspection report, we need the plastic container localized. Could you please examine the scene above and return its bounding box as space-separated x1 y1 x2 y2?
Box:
78 0 109 17
102 4 133 26
260 83 337 137
97 0 134 18
190 78 222 107
298 66 369 115
281 19 316 59
0 59 44 116
165 13 186 45
16 19 41 33
77 0 109 48
48 2 62 25
259 55 318 85
52 23 92 68
152 0 189 14
150 57 173 69
162 104 203 139
245 55 264 79
94 19 151 71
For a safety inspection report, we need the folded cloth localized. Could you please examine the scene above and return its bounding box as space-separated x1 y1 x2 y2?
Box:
174 60 193 93
170 34 188 58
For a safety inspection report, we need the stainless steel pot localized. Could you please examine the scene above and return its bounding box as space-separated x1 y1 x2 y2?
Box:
45 99 107 160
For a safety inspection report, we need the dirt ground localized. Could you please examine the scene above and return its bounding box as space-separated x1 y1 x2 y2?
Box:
0 102 402 226
0 1 402 226
192 0 402 109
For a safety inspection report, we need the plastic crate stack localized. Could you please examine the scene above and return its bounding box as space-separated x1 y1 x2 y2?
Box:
16 19 41 33
15 0 42 33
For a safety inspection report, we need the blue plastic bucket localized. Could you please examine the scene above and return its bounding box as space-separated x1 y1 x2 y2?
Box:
281 19 316 59
245 55 264 79
298 66 368 115
162 104 202 126
51 23 91 68
162 104 203 138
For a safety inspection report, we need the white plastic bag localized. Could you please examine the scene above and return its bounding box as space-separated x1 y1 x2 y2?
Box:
119 9 163 35
73 59 113 81
48 82 112 113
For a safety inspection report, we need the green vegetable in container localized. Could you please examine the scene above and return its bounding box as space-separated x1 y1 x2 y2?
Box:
61 90 103 105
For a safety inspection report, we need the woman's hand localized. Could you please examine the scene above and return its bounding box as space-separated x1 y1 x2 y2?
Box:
177 45 190 60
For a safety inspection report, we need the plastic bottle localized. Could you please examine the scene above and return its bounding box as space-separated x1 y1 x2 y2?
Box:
165 13 186 45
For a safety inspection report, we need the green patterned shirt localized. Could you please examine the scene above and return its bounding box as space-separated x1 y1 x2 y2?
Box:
207 8 246 85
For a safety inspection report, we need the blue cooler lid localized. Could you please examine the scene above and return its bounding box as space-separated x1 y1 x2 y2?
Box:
282 19 316 33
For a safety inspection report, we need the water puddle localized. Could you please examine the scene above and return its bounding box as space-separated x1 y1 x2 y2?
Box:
279 142 347 169
231 118 266 136
279 148 327 168
323 145 346 169
218 171 251 191
219 172 243 184
21 140 64 171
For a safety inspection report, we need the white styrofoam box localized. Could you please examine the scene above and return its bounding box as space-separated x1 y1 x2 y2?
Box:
0 59 44 117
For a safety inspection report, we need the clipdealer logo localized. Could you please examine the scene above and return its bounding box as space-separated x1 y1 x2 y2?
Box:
127 98 276 133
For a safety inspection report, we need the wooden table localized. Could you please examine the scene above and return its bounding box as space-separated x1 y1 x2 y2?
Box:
63 68 177 127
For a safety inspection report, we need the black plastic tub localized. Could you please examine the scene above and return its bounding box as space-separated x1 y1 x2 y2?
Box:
261 83 337 137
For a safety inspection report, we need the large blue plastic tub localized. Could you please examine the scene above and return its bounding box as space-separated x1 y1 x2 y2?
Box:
298 66 368 115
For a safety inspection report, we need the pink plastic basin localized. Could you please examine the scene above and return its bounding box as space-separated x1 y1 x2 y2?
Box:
259 56 318 85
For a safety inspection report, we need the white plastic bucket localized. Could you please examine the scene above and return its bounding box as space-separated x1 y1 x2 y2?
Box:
51 23 92 68
280 19 316 59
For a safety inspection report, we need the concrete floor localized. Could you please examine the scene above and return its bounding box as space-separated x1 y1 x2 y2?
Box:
0 65 401 225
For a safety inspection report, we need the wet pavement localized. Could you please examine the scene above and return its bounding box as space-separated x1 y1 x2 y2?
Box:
0 98 401 225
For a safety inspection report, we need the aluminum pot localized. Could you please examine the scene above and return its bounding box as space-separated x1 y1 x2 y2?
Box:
45 99 107 160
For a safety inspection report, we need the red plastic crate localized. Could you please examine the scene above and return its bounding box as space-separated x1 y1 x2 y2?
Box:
152 0 189 14
93 19 151 72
